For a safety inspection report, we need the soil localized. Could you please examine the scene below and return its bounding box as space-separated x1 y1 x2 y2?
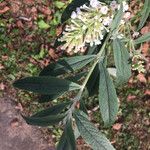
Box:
0 94 55 150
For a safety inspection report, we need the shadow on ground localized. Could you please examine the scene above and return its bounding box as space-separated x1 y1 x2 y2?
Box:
0 94 55 150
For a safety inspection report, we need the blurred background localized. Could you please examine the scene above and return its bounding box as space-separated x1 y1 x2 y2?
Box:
0 0 149 149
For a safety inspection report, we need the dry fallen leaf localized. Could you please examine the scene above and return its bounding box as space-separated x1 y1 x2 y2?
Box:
23 0 34 5
110 140 116 144
38 6 51 15
2 55 8 60
0 6 9 14
0 82 5 90
15 103 23 112
0 64 4 70
56 26 63 36
141 26 150 35
16 20 24 28
113 123 122 131
137 73 147 83
144 90 150 96
48 48 58 60
142 43 150 56
127 94 136 102
10 118 19 128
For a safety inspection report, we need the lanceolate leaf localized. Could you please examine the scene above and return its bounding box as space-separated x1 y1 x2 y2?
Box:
87 45 99 55
38 72 86 103
67 71 87 82
111 2 123 31
57 120 76 150
38 93 64 103
134 32 150 45
39 55 96 76
87 64 99 96
74 110 115 150
65 120 76 150
137 0 150 30
13 76 81 95
32 102 72 117
57 131 69 150
113 38 131 85
99 62 118 126
23 114 66 127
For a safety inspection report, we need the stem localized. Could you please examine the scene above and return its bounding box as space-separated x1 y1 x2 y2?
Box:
66 33 111 120
126 23 136 53
81 33 111 91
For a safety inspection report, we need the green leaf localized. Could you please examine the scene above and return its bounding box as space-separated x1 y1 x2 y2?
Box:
38 20 50 29
87 64 99 96
38 72 86 103
57 120 76 150
61 0 89 23
23 114 66 127
80 99 88 115
32 102 71 117
67 71 86 82
99 62 118 126
111 2 123 31
74 110 115 150
65 120 76 150
38 93 64 103
13 76 81 95
113 38 131 85
137 0 150 30
39 55 96 76
74 126 80 139
134 32 150 44
54 1 65 9
57 131 68 150
87 45 99 55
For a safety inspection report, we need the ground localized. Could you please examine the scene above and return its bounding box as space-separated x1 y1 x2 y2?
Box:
0 94 55 150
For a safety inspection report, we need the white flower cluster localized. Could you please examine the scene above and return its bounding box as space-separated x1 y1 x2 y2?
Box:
132 53 145 73
59 0 130 54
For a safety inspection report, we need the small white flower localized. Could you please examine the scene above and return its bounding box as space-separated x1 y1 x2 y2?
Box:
123 12 131 20
117 34 124 39
103 17 112 26
118 1 129 12
90 0 100 8
76 7 81 15
99 34 104 40
100 26 104 30
100 6 109 14
71 11 77 19
90 41 94 47
82 25 87 30
99 18 103 22
110 0 118 10
123 1 129 11
94 39 101 45
120 19 125 25
94 16 99 20
132 32 140 38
